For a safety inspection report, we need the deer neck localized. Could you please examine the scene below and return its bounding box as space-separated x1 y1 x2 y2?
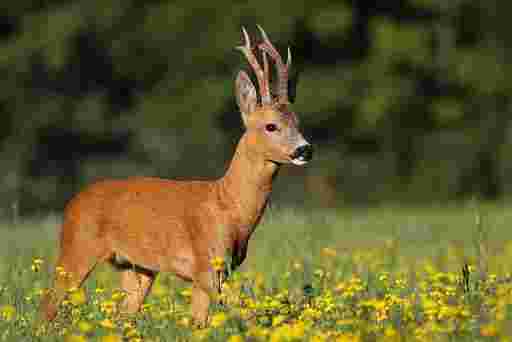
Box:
218 134 279 235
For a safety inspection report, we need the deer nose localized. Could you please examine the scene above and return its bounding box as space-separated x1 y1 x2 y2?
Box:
292 144 313 162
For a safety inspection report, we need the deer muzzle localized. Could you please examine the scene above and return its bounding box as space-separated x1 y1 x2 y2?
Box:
290 144 313 165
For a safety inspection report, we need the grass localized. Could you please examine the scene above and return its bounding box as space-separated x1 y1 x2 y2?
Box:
0 202 512 340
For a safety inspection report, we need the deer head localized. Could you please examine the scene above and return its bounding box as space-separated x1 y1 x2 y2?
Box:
235 26 313 166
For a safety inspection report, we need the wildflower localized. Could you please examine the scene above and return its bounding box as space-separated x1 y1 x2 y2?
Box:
336 319 357 326
77 320 94 333
31 258 44 272
210 312 228 328
314 269 325 279
311 332 329 342
101 334 123 342
321 247 337 258
394 277 407 289
227 334 244 342
480 323 498 337
272 314 286 326
0 304 16 321
69 288 87 306
99 318 116 329
178 317 191 327
64 334 87 342
141 303 153 312
56 266 68 278
384 326 398 338
95 287 106 295
100 300 117 315
336 332 361 342
192 328 211 340
247 326 269 339
181 288 192 298
211 256 225 272
125 328 140 339
270 321 306 341
111 289 126 302
292 262 302 270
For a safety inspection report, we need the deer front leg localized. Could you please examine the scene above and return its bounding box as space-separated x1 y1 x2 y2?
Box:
191 265 223 326
191 284 210 326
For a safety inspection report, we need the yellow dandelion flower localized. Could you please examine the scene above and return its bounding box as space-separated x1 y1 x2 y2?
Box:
314 269 325 278
311 332 328 342
247 326 269 339
211 257 225 272
122 321 135 330
210 312 228 328
101 334 123 342
125 328 139 338
480 323 498 337
95 287 106 294
0 304 16 321
180 288 192 298
192 328 211 340
99 318 116 329
100 300 117 315
378 272 390 282
31 258 44 272
141 303 152 312
272 314 286 326
227 334 244 342
336 332 361 342
178 317 191 327
321 247 337 258
77 320 93 333
69 288 87 306
64 334 88 342
384 326 398 338
336 319 356 326
111 290 126 302
56 266 68 278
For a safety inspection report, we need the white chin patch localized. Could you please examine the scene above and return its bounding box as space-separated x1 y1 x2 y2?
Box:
291 157 308 166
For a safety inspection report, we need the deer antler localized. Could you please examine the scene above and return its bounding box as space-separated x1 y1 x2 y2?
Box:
257 25 291 105
236 27 272 106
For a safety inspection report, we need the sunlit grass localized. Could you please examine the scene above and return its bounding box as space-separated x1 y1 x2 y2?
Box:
0 203 512 340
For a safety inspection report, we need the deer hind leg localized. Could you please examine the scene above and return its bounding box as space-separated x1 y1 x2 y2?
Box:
41 246 102 321
119 267 155 315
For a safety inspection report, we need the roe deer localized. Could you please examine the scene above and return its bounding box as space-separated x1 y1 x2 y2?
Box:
41 26 313 324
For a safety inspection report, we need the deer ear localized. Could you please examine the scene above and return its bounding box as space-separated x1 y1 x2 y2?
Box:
235 70 258 126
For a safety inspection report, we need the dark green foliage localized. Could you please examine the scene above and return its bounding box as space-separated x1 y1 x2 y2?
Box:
0 0 511 215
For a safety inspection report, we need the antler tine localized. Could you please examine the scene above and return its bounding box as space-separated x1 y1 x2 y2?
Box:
262 50 269 88
236 27 272 105
287 46 292 67
256 25 289 104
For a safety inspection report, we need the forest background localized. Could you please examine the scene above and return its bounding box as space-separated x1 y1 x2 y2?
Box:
0 0 510 216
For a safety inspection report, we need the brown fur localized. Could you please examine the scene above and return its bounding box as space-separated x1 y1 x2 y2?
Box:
41 28 310 325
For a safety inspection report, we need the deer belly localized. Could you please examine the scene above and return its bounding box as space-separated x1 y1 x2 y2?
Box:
109 229 196 280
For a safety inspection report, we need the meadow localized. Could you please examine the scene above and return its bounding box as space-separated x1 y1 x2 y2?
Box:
0 202 512 341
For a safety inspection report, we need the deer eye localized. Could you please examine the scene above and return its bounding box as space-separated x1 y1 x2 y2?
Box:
265 123 278 132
